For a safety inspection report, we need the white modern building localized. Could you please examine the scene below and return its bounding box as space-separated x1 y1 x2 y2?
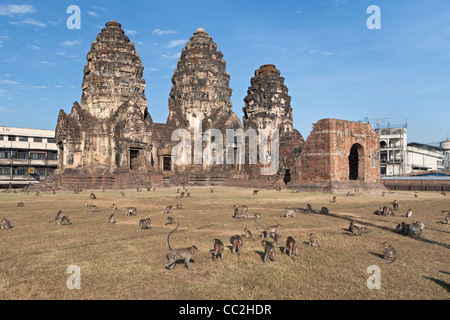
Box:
407 142 445 173
376 126 408 176
0 126 57 188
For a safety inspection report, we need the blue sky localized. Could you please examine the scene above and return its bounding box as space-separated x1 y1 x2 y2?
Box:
0 0 449 144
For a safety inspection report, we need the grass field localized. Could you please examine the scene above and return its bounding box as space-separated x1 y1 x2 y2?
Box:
0 187 448 300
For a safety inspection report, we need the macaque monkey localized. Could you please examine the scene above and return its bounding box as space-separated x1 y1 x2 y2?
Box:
393 200 399 210
165 223 198 271
253 190 259 195
17 202 24 207
280 208 296 218
0 218 12 230
261 240 275 263
283 236 298 261
331 196 336 203
164 205 173 214
124 207 137 216
382 242 396 263
108 214 116 224
254 213 261 220
111 203 117 210
209 238 224 261
139 218 151 230
230 235 243 256
165 216 175 225
309 233 319 247
405 208 412 218
90 205 99 212
90 193 96 199
243 228 253 239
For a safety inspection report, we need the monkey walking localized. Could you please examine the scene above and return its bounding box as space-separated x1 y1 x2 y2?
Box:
382 242 396 263
230 235 243 256
351 225 368 236
253 190 259 195
124 207 137 216
165 223 198 271
283 236 298 261
254 220 282 243
261 240 275 263
209 238 224 261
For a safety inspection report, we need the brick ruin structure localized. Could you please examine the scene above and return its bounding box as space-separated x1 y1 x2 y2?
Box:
54 20 383 192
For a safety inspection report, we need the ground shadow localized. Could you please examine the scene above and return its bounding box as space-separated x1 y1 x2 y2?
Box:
368 251 384 259
423 276 450 293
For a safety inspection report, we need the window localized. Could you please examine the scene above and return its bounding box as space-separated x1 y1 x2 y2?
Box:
0 149 10 159
0 135 4 140
47 138 55 143
47 152 57 160
33 137 42 143
35 167 46 176
0 167 10 175
47 167 56 176
30 153 46 160
19 136 28 142
163 156 171 171
13 151 28 159
12 167 28 176
8 136 16 141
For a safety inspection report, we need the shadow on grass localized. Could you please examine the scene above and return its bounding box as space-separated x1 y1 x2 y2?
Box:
423 276 450 293
368 251 384 259
299 210 450 250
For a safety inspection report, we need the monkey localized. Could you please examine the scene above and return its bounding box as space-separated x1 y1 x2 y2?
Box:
111 203 117 210
210 188 214 193
165 216 175 225
348 220 358 232
409 221 425 236
236 213 247 219
124 207 137 216
382 242 396 263
382 206 394 216
253 189 259 195
136 187 142 192
319 207 329 214
90 205 99 212
261 240 275 263
229 235 243 256
180 192 185 198
243 228 253 239
54 210 65 224
331 196 336 203
255 221 282 243
346 192 353 196
405 208 412 218
400 222 411 235
90 193 96 200
0 218 12 230
233 204 239 218
276 186 281 191
253 213 261 220
84 201 89 208
17 202 24 207
186 192 191 197
351 225 368 236
395 223 402 234
209 238 224 261
56 215 71 226
35 191 40 196
443 191 447 196
165 223 198 271
280 208 295 218
439 211 449 224
306 203 313 212
176 204 183 210
164 205 173 214
393 200 399 210
120 191 125 197
108 214 116 224
139 218 152 230
414 193 418 198
381 191 385 197
241 205 248 214
283 236 298 261
309 233 319 247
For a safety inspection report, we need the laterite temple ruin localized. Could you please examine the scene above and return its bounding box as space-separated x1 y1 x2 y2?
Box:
54 20 384 193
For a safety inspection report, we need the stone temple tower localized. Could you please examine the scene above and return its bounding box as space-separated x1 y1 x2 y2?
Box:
243 64 305 179
166 28 239 131
55 20 153 178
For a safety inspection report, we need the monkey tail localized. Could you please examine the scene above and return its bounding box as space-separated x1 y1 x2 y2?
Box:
166 222 180 251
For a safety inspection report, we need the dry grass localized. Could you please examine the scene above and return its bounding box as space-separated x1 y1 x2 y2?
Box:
0 187 448 300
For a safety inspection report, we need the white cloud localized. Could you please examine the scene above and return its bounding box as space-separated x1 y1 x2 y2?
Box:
149 68 159 72
0 4 35 16
165 39 187 48
0 79 18 85
161 52 181 59
40 61 56 65
125 29 137 36
56 51 66 56
87 10 99 17
153 28 177 36
31 85 48 89
0 107 9 112
60 40 81 47
9 18 46 27
27 44 42 50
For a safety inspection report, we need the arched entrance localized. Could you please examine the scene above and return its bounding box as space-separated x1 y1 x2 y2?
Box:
349 143 364 181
